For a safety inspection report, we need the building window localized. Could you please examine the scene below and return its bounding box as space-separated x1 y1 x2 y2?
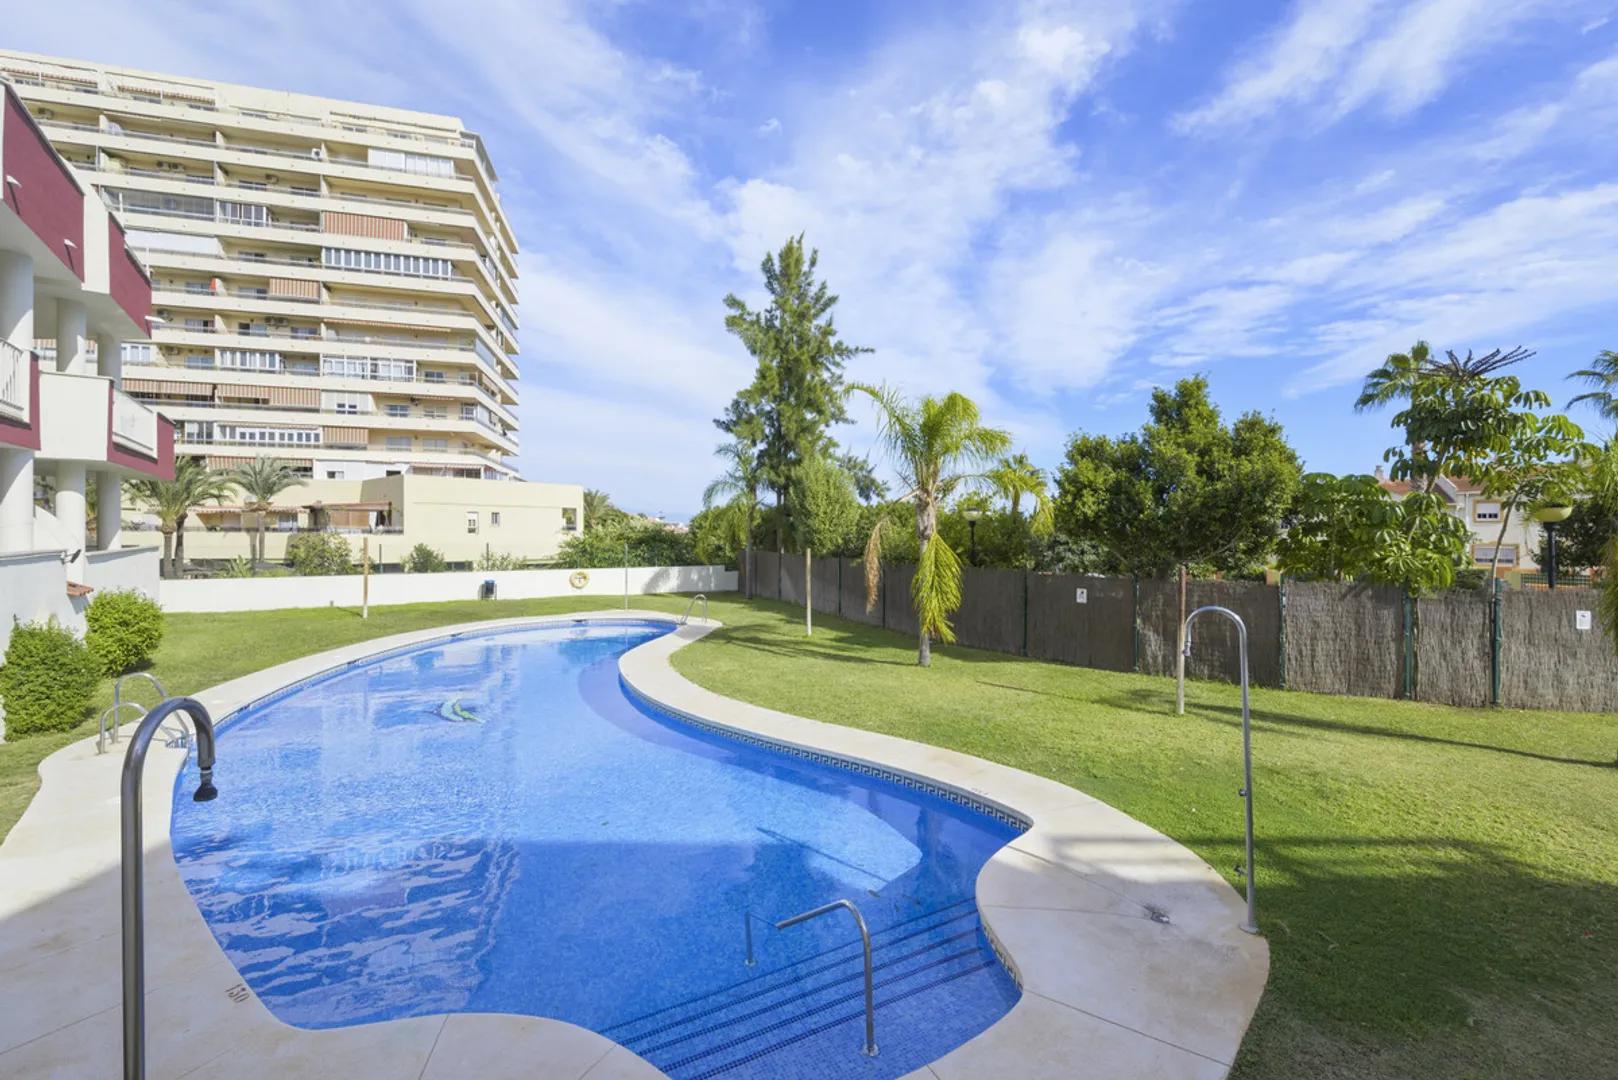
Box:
385 403 409 418
466 511 478 534
1474 544 1518 566
334 399 358 415
490 511 501 527
217 349 282 371
120 343 156 366
1474 501 1501 522
385 436 412 451
422 437 448 451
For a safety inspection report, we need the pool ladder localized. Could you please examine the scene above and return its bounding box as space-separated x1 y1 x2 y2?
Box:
742 897 878 1058
97 674 188 754
679 593 709 625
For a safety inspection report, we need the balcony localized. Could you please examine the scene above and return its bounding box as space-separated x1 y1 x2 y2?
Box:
0 340 30 425
111 387 157 455
35 369 173 478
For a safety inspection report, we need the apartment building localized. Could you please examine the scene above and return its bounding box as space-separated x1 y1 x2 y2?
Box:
0 80 169 652
0 49 521 483
1375 468 1546 574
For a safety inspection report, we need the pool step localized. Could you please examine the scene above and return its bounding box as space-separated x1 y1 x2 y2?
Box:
606 901 1017 1080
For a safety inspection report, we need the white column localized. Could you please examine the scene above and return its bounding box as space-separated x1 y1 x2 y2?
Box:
96 332 123 386
54 463 87 577
0 250 33 350
96 471 124 551
0 251 36 554
55 299 88 374
0 449 34 554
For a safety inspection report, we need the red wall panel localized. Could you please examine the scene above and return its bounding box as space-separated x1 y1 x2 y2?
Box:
2 87 84 279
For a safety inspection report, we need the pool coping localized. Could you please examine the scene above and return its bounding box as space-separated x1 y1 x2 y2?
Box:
0 611 1268 1079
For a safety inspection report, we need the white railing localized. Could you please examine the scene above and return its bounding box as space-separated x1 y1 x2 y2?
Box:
111 389 158 455
0 341 30 424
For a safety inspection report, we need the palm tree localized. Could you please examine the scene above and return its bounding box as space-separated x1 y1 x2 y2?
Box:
988 452 1054 535
582 489 619 531
854 384 1011 667
129 457 234 579
1568 350 1618 426
230 457 304 568
703 439 766 598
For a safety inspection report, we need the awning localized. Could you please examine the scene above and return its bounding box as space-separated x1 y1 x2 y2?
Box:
306 500 392 512
125 378 213 398
115 80 215 106
322 426 369 444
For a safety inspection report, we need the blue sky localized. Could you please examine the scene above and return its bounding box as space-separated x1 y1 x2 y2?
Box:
14 1 1618 516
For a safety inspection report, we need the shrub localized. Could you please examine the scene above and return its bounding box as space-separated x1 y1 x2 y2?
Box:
0 619 102 737
475 550 524 571
404 543 448 573
222 556 255 578
286 532 354 576
552 518 697 569
84 589 164 676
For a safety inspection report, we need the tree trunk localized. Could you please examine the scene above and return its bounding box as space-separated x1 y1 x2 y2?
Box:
743 502 754 600
1489 503 1516 583
160 527 175 580
256 510 267 570
915 498 937 668
174 512 188 578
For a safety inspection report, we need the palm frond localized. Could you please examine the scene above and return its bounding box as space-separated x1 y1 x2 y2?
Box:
912 532 962 644
862 516 886 614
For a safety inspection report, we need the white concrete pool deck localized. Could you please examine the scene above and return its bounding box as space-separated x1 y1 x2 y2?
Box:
0 611 1267 1079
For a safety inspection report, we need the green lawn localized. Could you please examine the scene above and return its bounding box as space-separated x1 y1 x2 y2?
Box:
3 594 1614 1079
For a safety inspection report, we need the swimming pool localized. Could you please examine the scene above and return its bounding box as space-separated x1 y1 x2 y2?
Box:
170 619 1023 1079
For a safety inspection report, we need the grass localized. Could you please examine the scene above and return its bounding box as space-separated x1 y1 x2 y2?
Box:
3 594 1614 1079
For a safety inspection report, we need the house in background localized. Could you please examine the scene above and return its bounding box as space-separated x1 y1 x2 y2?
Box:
1375 467 1546 575
0 81 170 654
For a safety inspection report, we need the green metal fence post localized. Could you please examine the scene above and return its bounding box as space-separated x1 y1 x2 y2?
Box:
1491 577 1503 707
1401 591 1415 701
1277 576 1288 691
1131 574 1141 673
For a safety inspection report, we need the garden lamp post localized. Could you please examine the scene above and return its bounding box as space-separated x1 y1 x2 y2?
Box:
1532 505 1572 589
963 507 982 566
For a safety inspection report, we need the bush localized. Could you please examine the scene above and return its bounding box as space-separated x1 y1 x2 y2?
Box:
286 532 354 576
552 518 697 569
404 543 448 573
475 550 524 571
222 556 254 578
84 589 164 676
0 619 102 737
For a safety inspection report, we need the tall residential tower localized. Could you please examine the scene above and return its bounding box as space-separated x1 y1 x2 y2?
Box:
0 50 520 483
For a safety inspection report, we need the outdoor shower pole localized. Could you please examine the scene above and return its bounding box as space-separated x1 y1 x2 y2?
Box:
1182 605 1259 935
623 541 629 610
124 698 218 1080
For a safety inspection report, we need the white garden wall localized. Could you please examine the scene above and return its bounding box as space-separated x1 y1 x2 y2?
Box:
158 565 738 613
0 550 87 654
85 547 160 599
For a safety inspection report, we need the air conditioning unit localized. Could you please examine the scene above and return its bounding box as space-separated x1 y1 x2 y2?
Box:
309 147 324 160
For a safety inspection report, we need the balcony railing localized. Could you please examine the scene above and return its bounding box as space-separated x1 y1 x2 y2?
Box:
111 389 158 455
0 341 30 424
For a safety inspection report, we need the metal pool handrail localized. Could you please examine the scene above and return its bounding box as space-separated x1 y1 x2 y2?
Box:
680 593 709 625
98 673 169 753
123 697 218 1080
1182 604 1259 935
774 899 878 1057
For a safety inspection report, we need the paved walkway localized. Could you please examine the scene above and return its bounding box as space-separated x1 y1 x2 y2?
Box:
0 612 1267 1078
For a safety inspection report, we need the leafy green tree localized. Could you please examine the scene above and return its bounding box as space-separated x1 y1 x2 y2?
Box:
552 517 696 569
582 489 624 531
1053 376 1301 577
854 384 1011 667
1356 341 1535 492
791 456 860 556
1277 473 1471 591
717 235 869 550
129 457 234 579
1536 486 1618 573
1472 412 1590 579
403 543 448 573
702 438 767 597
229 457 304 568
838 453 888 503
285 532 353 576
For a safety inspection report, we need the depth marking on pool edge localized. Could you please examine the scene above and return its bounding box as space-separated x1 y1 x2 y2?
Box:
226 983 252 1003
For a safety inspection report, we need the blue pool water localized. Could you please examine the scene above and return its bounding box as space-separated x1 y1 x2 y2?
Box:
171 620 1022 1079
